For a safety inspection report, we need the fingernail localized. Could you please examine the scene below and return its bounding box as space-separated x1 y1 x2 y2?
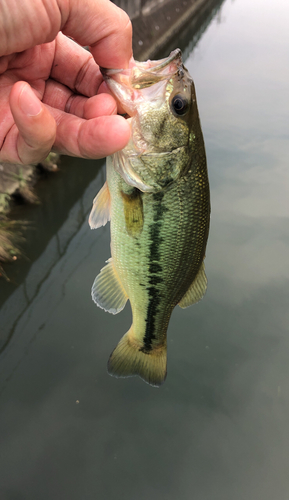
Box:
19 84 42 116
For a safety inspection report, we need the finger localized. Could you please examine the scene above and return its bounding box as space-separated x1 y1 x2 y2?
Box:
63 93 118 120
42 78 117 119
98 81 127 115
51 33 103 97
52 110 130 158
82 94 117 120
1 0 132 70
60 0 132 68
9 82 56 164
0 0 62 56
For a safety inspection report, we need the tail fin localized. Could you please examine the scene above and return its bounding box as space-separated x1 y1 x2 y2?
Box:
107 327 167 387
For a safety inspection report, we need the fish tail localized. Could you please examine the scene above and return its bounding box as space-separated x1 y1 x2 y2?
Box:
107 326 167 388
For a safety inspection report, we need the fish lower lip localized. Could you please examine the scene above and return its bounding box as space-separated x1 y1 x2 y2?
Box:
100 67 124 78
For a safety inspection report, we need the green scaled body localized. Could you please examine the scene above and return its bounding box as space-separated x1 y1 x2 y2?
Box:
89 49 210 387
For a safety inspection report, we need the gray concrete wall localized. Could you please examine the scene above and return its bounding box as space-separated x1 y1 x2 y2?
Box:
112 0 141 19
112 0 172 18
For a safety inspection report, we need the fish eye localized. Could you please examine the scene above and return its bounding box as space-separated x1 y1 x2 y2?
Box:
171 94 189 116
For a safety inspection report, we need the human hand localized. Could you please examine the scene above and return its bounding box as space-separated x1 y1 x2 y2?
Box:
0 0 132 165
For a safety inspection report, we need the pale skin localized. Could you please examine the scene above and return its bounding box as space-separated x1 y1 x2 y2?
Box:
0 0 132 165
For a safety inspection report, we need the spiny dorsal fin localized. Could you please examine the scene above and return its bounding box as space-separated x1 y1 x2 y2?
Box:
91 258 128 314
108 327 167 387
89 181 111 229
178 261 207 308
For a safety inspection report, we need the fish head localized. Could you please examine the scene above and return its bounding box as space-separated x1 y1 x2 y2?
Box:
101 49 204 191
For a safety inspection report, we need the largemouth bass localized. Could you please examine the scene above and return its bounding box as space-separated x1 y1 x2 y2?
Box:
89 49 210 387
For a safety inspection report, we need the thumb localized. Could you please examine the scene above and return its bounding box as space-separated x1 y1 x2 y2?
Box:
9 82 56 165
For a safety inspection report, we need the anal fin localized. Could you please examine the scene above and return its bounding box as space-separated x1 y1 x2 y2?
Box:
178 261 207 309
89 181 111 229
92 258 128 314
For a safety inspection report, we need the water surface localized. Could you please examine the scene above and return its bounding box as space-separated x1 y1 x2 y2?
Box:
1 0 289 498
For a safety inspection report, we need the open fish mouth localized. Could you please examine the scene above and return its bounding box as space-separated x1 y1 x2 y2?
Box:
100 49 185 117
100 49 182 88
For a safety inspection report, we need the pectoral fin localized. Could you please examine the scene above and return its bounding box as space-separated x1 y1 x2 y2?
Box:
89 181 111 229
92 258 128 314
178 261 207 308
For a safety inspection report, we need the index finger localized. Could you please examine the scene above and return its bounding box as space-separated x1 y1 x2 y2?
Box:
60 0 132 69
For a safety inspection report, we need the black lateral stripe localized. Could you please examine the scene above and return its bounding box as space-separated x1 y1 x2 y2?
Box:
140 192 168 353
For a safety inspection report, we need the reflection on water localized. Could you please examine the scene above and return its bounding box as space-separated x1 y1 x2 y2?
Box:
0 157 105 354
1 0 289 498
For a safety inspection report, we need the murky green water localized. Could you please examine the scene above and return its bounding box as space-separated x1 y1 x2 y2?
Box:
1 0 289 498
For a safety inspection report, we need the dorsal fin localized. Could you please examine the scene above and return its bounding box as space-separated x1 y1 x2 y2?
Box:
89 181 111 229
178 261 207 308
